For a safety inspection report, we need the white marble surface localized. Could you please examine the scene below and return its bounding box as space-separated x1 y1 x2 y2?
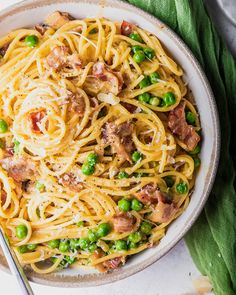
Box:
0 0 232 294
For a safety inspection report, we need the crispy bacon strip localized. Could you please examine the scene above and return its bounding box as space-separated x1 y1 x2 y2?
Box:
60 173 83 192
28 111 46 133
112 212 135 233
102 256 125 271
45 11 73 29
102 122 134 162
46 46 69 70
168 101 200 151
121 20 134 36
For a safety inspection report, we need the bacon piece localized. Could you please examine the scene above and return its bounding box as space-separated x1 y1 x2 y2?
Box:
102 122 134 162
47 46 69 70
0 43 10 57
60 173 83 192
45 11 73 29
102 256 125 271
134 184 172 205
67 53 83 70
0 157 36 182
148 200 177 224
28 111 46 133
69 93 85 115
92 62 123 95
35 24 48 35
121 20 134 36
168 101 200 151
112 212 135 233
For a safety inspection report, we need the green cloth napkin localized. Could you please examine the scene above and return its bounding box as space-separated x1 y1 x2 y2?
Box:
125 1 236 294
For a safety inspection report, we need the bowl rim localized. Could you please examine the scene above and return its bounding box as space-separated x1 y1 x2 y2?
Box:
0 0 221 288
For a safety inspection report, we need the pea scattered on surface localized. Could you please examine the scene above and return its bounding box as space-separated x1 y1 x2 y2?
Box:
129 241 137 249
144 47 155 59
87 153 98 166
0 119 8 133
59 240 70 253
140 222 152 235
131 199 143 211
162 92 176 106
64 255 77 265
139 76 151 88
193 157 201 168
129 32 143 43
149 97 160 106
186 111 196 125
189 145 201 155
88 229 98 243
115 240 127 251
176 182 188 194
118 171 129 179
131 45 143 53
77 221 85 227
17 245 28 254
149 72 160 84
16 224 28 239
132 151 142 163
97 223 111 237
78 238 90 250
133 50 146 63
118 198 131 212
13 139 20 154
128 232 142 243
81 162 95 175
27 244 37 251
69 239 80 250
138 92 150 103
88 243 97 252
25 35 39 47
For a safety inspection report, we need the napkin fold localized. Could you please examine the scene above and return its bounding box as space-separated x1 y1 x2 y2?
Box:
125 1 236 294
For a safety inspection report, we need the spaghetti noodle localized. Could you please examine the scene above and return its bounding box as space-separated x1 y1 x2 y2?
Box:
0 12 201 273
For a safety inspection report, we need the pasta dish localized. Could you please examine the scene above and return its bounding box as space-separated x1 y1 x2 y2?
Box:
0 12 201 273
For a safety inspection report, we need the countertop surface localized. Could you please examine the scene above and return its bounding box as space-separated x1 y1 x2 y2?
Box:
0 0 234 294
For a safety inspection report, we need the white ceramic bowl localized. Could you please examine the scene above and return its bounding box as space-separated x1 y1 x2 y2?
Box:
0 0 220 287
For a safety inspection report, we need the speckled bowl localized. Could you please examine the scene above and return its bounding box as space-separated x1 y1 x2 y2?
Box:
0 0 220 288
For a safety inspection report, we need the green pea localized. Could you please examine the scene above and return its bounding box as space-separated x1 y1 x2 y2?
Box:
88 229 98 243
27 244 37 251
186 111 195 125
176 182 188 194
16 224 28 239
144 47 155 59
59 240 70 253
17 245 28 254
129 32 143 43
25 35 39 47
138 92 150 103
69 239 80 250
132 151 142 163
118 198 131 212
88 243 97 252
189 145 201 155
87 153 98 166
89 28 98 34
81 162 95 175
13 139 20 154
128 232 142 243
140 222 152 235
35 181 45 192
139 76 151 89
129 242 137 249
193 157 201 168
162 92 176 106
78 238 90 250
115 240 127 251
149 72 160 84
118 171 129 179
64 255 77 265
131 199 143 211
97 223 111 237
164 176 174 187
131 45 143 53
0 119 8 133
77 221 85 227
133 50 146 63
149 97 160 106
